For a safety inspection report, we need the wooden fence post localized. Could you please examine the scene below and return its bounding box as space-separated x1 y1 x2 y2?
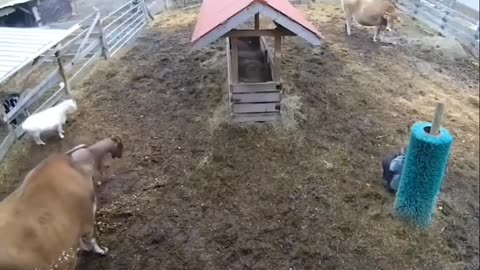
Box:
97 17 109 59
55 50 72 96
139 0 150 22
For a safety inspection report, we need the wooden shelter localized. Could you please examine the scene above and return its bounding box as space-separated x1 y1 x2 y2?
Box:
192 0 324 122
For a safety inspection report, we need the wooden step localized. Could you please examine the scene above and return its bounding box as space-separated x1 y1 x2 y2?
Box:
231 82 281 93
232 112 281 123
232 103 280 114
231 92 281 104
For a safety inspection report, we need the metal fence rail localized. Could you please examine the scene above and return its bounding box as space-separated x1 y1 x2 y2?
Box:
101 0 148 57
399 0 479 56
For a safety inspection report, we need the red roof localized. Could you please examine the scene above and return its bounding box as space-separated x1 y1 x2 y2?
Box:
191 0 323 47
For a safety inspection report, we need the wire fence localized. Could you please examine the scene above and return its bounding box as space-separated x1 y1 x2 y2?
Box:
398 0 479 56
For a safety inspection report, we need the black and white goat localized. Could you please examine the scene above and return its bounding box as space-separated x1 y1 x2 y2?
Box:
2 94 30 127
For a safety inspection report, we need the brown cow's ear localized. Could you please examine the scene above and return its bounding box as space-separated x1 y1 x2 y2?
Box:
111 136 121 144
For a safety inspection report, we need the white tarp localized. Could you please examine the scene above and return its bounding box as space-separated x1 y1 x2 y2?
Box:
0 0 31 10
0 25 79 85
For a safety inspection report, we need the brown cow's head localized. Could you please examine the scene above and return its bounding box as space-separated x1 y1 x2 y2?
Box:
110 136 123 159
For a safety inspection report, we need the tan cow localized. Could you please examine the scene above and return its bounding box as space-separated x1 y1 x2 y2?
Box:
0 137 123 270
342 0 401 42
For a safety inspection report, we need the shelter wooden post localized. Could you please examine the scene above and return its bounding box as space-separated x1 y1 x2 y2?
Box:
254 13 260 29
31 6 43 26
230 37 239 83
273 32 282 82
55 50 72 96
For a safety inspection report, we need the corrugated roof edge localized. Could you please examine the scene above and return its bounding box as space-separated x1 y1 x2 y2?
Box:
191 0 325 48
191 1 323 48
191 0 255 43
0 0 34 11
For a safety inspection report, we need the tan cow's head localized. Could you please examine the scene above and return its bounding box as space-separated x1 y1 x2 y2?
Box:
383 4 402 32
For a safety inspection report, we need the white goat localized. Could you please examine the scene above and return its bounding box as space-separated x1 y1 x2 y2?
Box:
21 98 77 145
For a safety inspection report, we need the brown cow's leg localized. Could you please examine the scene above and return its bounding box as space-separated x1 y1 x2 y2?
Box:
79 236 90 251
90 237 108 255
91 198 108 255
81 197 109 255
66 254 78 270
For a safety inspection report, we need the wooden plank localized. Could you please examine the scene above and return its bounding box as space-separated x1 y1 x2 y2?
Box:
232 92 281 103
232 112 281 123
226 29 294 38
232 103 280 113
231 81 281 93
273 33 282 81
230 37 239 83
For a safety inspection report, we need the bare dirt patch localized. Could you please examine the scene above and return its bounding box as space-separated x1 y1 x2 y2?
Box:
0 3 478 270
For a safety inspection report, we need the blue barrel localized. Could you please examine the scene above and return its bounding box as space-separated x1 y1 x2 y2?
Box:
394 122 454 228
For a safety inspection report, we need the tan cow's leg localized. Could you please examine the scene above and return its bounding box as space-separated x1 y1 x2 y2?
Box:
345 14 353 36
341 0 353 36
373 26 381 42
70 0 77 16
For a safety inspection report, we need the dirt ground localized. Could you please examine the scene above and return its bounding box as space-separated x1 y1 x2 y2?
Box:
0 2 479 270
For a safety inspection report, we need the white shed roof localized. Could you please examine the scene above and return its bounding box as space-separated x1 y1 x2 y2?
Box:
0 26 79 85
0 0 31 10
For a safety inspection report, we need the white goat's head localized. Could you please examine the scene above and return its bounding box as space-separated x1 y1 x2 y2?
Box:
57 99 77 114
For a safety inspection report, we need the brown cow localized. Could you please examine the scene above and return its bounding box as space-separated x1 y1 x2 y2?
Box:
65 136 123 180
342 0 401 42
0 137 123 270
